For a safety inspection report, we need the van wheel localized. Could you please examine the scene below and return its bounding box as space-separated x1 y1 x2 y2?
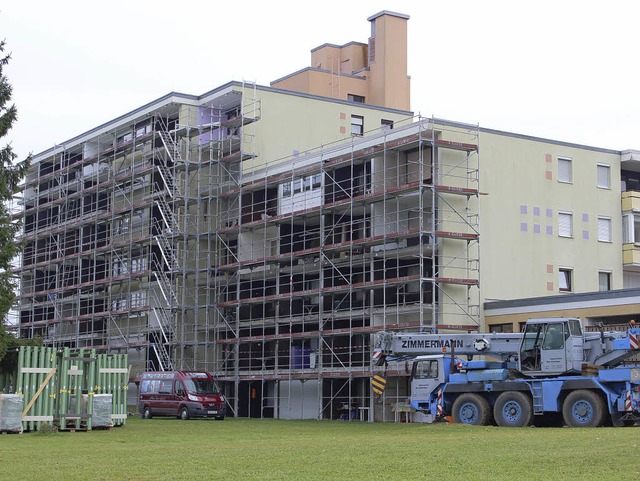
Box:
143 406 152 419
179 407 190 420
215 416 225 421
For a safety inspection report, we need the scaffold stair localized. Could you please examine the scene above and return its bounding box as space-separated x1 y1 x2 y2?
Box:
154 235 180 270
154 198 180 233
152 268 179 306
157 129 184 164
157 163 181 198
149 331 173 371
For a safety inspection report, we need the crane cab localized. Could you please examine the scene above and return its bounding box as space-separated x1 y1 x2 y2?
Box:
410 355 448 413
518 318 584 375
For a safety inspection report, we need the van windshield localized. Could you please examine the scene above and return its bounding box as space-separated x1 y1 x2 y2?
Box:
184 379 220 395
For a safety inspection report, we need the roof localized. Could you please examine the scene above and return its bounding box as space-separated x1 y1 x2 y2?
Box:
31 81 413 162
367 11 410 21
310 41 368 54
484 288 640 316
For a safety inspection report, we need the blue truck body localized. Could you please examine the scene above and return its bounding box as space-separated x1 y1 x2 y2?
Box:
374 320 640 426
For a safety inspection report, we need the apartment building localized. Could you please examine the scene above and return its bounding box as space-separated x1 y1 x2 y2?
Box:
13 11 638 420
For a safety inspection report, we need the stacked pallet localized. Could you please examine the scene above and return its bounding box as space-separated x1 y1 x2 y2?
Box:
0 346 128 432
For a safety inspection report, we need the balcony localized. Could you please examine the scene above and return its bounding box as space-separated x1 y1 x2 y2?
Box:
622 190 640 213
621 190 640 271
623 244 640 271
621 149 640 173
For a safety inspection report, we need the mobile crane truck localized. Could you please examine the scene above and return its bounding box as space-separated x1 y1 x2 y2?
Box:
371 318 640 427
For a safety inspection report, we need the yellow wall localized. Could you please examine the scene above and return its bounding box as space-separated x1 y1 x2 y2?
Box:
245 87 410 172
479 132 622 304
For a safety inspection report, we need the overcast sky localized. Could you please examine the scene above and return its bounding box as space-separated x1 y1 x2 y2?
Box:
2 0 639 160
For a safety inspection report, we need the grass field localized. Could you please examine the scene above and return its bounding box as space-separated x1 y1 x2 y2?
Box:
1 416 638 480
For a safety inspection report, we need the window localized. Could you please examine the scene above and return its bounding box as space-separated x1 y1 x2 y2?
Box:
135 124 151 138
542 324 565 350
558 157 572 183
141 380 160 394
559 268 573 292
597 216 611 242
159 380 173 395
414 359 439 379
347 94 365 104
312 174 322 189
622 170 640 192
489 323 514 333
381 119 394 130
289 175 320 196
115 216 130 235
131 256 147 273
225 107 241 136
623 214 640 244
558 212 573 237
634 217 640 244
351 115 364 136
598 271 611 291
597 164 610 189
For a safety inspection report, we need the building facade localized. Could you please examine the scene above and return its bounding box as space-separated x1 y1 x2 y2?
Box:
13 11 640 420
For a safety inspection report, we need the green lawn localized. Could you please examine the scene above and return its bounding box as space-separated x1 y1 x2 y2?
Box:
1 417 638 480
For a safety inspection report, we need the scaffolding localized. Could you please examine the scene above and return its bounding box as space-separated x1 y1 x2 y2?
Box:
211 115 479 420
15 83 478 420
15 84 260 375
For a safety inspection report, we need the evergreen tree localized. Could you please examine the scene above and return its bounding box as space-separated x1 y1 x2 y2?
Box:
0 39 32 364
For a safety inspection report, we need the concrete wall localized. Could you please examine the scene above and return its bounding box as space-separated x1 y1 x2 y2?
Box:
367 12 410 111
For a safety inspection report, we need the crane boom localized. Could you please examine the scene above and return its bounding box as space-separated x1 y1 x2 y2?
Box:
372 318 640 375
372 331 523 365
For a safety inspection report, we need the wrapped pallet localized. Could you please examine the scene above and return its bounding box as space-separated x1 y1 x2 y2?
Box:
91 394 113 428
0 394 23 432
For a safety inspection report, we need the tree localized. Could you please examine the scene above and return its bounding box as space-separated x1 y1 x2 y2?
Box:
0 39 32 365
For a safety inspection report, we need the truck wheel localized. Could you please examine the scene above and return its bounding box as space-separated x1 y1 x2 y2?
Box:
452 393 491 426
142 406 152 419
494 391 532 427
562 390 605 427
179 407 190 420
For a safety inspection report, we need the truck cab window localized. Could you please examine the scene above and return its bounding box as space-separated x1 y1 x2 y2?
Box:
415 360 438 379
542 324 565 350
568 319 582 337
520 323 544 371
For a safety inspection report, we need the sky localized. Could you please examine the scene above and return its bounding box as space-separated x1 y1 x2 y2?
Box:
2 0 639 161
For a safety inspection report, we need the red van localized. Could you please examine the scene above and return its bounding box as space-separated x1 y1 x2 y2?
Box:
138 371 226 420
